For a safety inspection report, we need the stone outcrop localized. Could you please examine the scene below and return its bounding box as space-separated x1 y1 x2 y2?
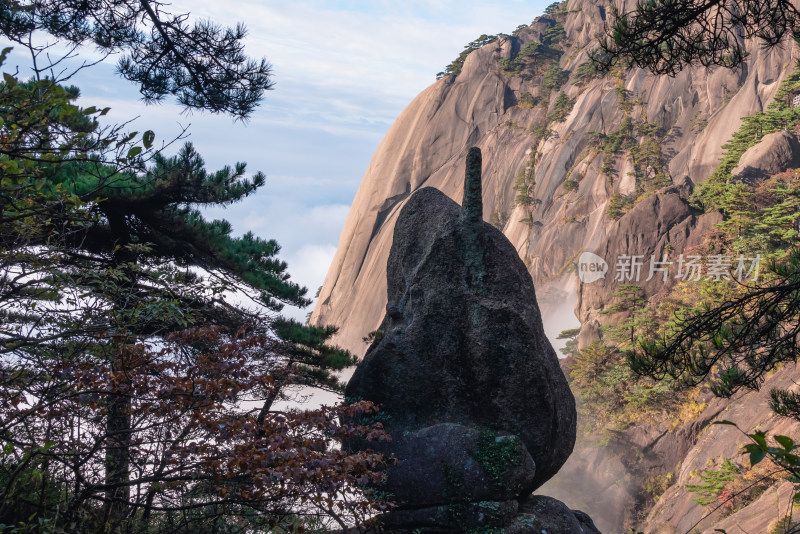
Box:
731 129 800 183
509 495 602 533
375 423 537 508
346 148 581 532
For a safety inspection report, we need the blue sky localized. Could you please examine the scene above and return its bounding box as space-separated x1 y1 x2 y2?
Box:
5 1 550 320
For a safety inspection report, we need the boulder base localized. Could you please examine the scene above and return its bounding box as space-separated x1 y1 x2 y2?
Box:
369 423 536 508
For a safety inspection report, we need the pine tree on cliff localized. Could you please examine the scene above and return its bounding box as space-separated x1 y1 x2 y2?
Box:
586 0 800 403
593 0 800 76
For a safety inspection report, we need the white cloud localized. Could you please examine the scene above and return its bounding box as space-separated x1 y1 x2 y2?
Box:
168 0 545 106
280 244 341 323
287 244 341 293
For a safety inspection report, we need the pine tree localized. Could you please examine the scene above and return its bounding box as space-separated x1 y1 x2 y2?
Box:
0 6 384 532
592 0 800 75
1 0 274 119
600 284 651 348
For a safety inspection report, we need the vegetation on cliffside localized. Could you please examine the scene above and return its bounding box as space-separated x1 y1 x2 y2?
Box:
562 59 800 530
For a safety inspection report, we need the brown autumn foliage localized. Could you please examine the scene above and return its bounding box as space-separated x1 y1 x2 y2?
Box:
0 326 390 533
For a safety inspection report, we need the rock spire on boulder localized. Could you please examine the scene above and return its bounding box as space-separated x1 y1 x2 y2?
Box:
346 148 584 532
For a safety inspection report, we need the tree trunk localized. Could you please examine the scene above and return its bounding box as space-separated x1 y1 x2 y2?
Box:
102 353 131 533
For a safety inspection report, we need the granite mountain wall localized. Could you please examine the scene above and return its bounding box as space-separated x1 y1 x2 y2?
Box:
311 0 795 357
311 0 800 531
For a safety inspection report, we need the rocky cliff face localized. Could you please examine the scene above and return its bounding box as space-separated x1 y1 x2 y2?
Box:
640 366 800 534
542 365 800 533
311 0 800 531
311 0 795 357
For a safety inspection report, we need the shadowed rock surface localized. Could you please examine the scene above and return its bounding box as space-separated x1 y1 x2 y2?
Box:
346 149 582 532
507 495 602 533
375 423 536 508
731 129 800 183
